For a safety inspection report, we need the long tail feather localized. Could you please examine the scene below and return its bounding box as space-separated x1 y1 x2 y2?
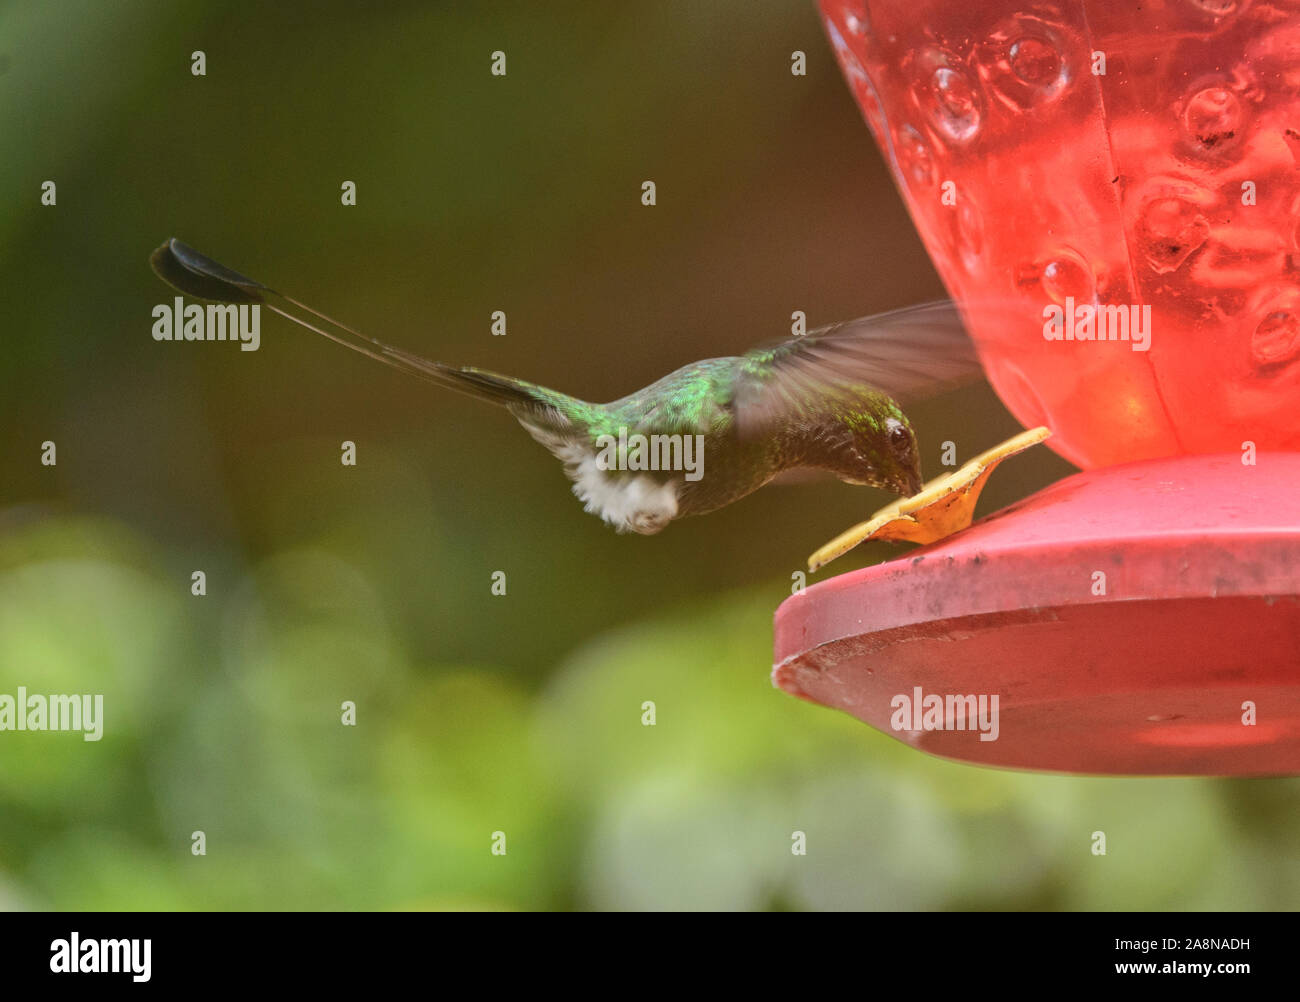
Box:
149 238 544 410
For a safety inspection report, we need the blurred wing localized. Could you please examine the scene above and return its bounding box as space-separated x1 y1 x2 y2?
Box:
733 300 982 438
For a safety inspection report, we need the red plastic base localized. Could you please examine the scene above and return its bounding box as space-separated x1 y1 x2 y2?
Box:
774 454 1300 775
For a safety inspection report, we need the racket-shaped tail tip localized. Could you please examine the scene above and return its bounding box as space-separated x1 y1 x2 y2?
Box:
149 238 269 304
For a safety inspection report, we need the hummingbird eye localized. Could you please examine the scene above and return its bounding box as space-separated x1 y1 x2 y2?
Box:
885 418 912 456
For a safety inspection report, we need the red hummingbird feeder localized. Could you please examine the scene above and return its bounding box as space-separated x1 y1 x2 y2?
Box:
774 0 1300 774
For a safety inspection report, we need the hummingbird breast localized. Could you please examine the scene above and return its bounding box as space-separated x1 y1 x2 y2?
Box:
522 356 807 530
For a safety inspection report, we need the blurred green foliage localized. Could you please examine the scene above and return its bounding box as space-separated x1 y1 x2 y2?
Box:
4 512 1300 910
1 0 1297 910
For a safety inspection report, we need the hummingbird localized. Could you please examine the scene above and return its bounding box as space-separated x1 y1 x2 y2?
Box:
150 239 982 535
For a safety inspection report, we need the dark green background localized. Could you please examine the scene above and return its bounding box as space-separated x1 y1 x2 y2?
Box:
0 0 1292 909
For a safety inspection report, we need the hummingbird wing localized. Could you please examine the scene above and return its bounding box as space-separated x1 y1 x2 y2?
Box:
731 299 982 438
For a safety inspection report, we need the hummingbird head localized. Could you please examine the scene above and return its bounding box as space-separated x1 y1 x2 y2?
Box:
827 404 924 497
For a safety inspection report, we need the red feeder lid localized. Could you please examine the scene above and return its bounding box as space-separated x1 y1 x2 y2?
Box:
774 453 1300 775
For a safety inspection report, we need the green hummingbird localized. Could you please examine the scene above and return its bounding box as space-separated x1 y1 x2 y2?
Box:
150 239 982 534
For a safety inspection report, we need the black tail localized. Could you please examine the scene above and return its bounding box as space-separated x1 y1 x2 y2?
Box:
149 238 565 412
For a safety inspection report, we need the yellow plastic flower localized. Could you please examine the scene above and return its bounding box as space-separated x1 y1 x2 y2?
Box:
808 426 1052 572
